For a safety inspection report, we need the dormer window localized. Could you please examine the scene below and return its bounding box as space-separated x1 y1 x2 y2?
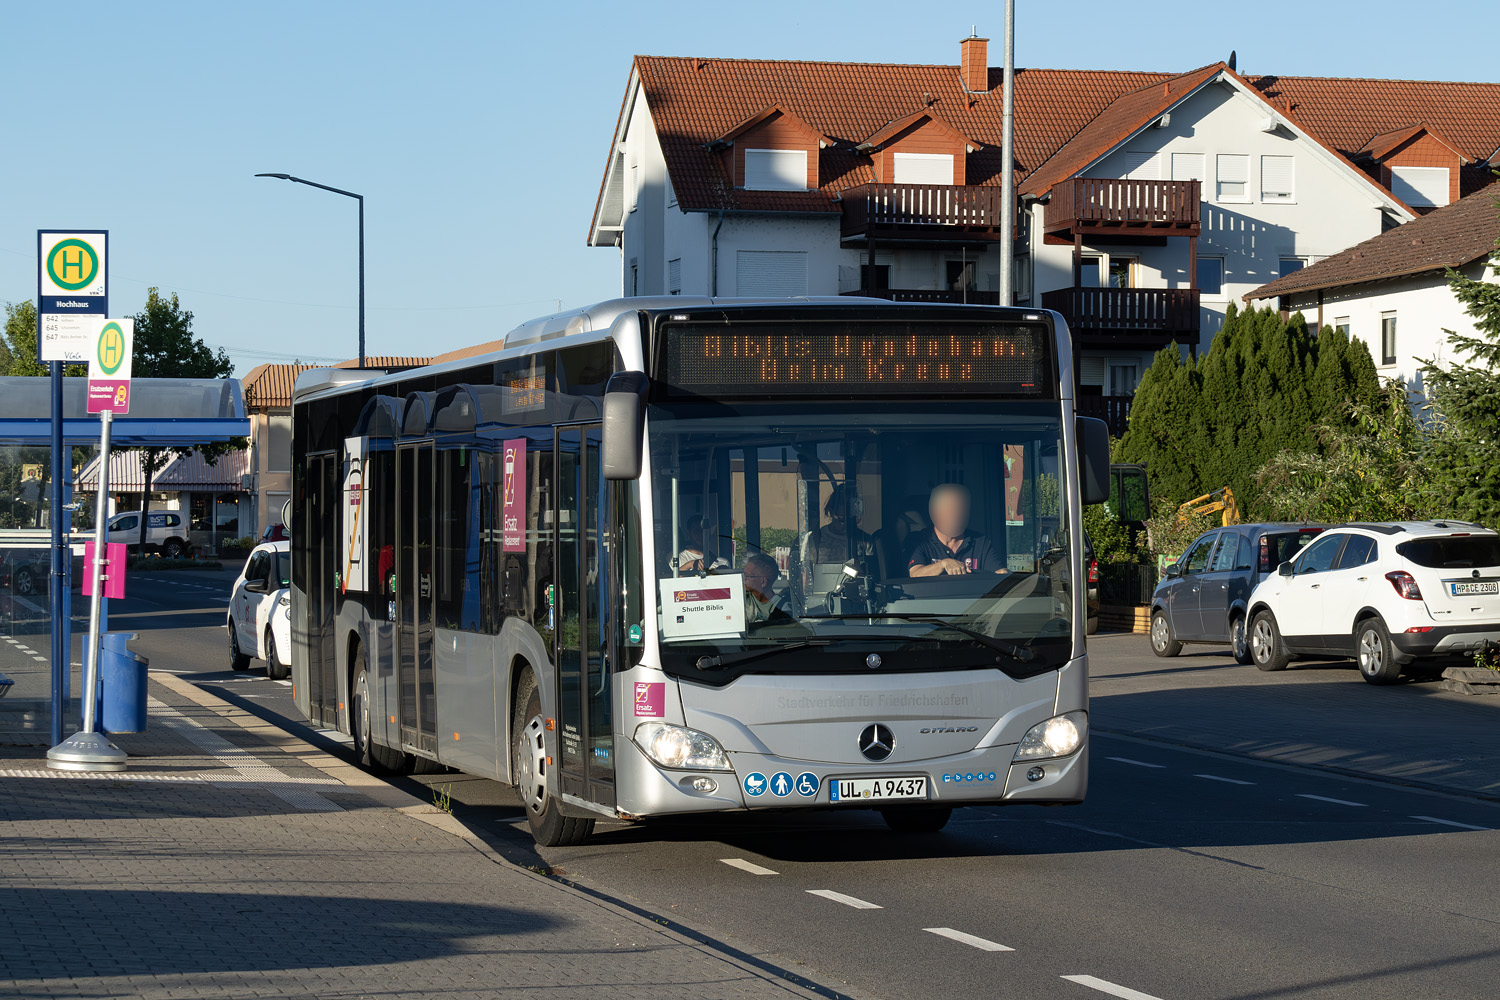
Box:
744 149 809 191
893 152 955 185
1388 165 1450 208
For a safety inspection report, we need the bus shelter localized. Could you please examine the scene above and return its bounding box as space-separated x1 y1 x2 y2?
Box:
0 377 248 742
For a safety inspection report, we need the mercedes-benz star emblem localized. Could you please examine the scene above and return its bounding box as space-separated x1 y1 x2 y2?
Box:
858 723 895 762
865 653 882 669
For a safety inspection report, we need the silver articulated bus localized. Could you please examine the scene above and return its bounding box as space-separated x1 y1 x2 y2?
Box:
290 299 1110 845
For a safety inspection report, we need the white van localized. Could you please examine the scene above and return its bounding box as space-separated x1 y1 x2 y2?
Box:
105 510 190 558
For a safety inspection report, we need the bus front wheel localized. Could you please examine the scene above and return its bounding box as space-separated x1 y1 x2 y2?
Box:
351 649 403 772
513 677 594 847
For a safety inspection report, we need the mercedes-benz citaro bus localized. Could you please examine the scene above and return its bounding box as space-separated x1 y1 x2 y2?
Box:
289 299 1109 845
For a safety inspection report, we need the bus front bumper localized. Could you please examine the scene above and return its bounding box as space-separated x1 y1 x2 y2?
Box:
613 739 1087 819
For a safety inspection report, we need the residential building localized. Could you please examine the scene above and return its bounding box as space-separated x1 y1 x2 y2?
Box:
1246 181 1499 390
589 38 1500 431
75 448 252 548
241 357 430 538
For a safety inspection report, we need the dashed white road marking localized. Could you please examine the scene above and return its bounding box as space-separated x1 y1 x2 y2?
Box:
806 889 881 909
1061 974 1167 999
720 858 779 876
1297 794 1367 807
923 927 1013 952
273 679 292 687
1412 815 1491 832
1107 757 1164 769
1196 773 1254 786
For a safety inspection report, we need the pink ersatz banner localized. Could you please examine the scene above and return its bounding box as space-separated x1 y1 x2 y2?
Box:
502 438 527 553
81 541 127 599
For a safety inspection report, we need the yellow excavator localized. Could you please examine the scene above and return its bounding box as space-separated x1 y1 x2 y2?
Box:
1176 487 1240 527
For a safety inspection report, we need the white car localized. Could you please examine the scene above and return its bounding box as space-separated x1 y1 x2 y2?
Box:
106 510 190 558
228 541 291 679
1247 521 1500 684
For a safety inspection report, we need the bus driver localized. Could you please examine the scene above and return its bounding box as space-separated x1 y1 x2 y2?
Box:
907 483 1009 577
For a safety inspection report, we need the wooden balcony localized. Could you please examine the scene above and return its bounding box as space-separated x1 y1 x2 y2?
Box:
1075 394 1134 436
841 288 1001 304
1045 178 1200 242
840 183 1007 242
1040 287 1200 349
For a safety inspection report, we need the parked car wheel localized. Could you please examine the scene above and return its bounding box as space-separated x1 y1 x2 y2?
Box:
1250 611 1289 672
1150 611 1181 657
162 538 185 560
264 627 290 681
1230 614 1254 665
1356 617 1402 685
228 615 251 671
13 565 37 596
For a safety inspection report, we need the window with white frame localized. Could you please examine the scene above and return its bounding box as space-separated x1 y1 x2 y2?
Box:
668 258 682 295
893 152 955 185
1013 254 1032 305
1108 360 1141 396
1334 316 1350 338
1077 255 1104 288
744 149 808 191
1380 312 1397 366
1216 153 1250 202
666 173 677 208
1389 165 1450 208
736 250 808 297
1196 257 1224 297
1171 152 1206 182
1261 155 1295 203
628 162 639 213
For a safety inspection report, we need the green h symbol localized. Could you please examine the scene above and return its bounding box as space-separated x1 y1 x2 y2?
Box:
60 247 86 281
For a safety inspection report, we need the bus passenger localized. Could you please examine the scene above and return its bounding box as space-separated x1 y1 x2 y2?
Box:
907 483 1008 577
742 552 791 623
808 483 875 565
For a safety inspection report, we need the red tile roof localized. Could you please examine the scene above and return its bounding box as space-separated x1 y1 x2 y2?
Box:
860 108 974 151
1356 123 1471 163
242 358 431 410
1245 181 1500 300
715 104 831 146
607 55 1500 221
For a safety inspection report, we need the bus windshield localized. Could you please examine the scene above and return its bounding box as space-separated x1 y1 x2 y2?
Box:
647 400 1073 680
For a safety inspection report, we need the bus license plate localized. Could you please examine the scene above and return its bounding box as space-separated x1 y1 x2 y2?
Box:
829 776 927 803
1451 581 1498 596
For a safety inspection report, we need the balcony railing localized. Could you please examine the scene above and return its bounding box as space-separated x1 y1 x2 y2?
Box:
841 183 1006 240
1076 394 1135 436
1041 287 1200 345
1047 178 1200 235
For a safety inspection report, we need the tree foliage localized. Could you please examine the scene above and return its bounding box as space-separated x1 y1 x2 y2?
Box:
3 300 85 376
1118 304 1379 515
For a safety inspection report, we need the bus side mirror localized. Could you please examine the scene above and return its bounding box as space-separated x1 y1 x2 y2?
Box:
602 371 649 481
1076 416 1110 506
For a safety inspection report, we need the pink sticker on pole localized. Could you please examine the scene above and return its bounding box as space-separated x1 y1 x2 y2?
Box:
634 681 665 717
82 541 127 599
501 438 527 553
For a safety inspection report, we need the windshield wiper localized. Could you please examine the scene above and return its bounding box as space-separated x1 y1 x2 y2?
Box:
815 613 1036 663
695 639 835 671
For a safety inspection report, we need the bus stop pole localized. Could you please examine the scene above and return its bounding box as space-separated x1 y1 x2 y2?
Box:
48 361 65 746
47 409 127 772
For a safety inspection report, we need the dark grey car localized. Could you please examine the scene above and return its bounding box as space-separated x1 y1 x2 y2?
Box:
1150 523 1325 662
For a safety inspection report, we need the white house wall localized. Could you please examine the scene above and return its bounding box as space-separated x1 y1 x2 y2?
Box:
1032 78 1395 369
1285 259 1495 391
620 87 669 295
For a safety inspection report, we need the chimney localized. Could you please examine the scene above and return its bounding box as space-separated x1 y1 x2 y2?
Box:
961 31 989 93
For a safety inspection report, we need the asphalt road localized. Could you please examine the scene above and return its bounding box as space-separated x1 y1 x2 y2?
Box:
108 567 1500 1000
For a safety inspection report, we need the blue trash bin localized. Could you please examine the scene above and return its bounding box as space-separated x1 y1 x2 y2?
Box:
98 632 148 734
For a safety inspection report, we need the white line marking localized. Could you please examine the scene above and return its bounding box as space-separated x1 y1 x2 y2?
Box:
1107 757 1164 769
273 679 292 687
923 927 1013 952
31 655 47 662
720 858 779 876
1297 794 1367 807
1061 974 1167 1000
1412 815 1492 832
1196 773 1254 786
806 889 881 909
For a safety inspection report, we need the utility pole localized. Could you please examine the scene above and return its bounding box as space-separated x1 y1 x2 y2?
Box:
998 0 1016 307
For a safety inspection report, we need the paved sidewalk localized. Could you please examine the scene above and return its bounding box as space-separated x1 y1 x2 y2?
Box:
1089 632 1500 799
0 674 839 1000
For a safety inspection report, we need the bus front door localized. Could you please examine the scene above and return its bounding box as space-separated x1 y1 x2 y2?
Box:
554 425 614 808
398 441 438 755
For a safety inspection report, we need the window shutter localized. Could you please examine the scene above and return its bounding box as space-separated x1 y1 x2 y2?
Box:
1261 155 1294 202
1171 152 1205 182
744 149 808 191
1389 165 1450 208
736 251 808 297
1119 152 1160 180
668 258 682 295
892 153 955 185
1079 356 1108 387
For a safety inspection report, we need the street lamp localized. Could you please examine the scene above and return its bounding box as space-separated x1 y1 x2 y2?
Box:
255 172 365 368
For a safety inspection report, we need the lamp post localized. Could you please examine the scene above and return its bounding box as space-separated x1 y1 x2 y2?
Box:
255 173 365 368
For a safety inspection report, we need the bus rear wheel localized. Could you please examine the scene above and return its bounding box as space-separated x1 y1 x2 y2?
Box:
513 677 593 847
880 806 953 834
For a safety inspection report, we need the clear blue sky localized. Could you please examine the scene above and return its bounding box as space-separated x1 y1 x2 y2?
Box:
2 1 1494 375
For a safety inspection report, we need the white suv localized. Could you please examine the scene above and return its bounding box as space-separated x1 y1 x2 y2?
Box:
1246 521 1500 684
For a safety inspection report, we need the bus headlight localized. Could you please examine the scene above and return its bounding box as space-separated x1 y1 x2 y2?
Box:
634 722 732 771
1012 712 1086 762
